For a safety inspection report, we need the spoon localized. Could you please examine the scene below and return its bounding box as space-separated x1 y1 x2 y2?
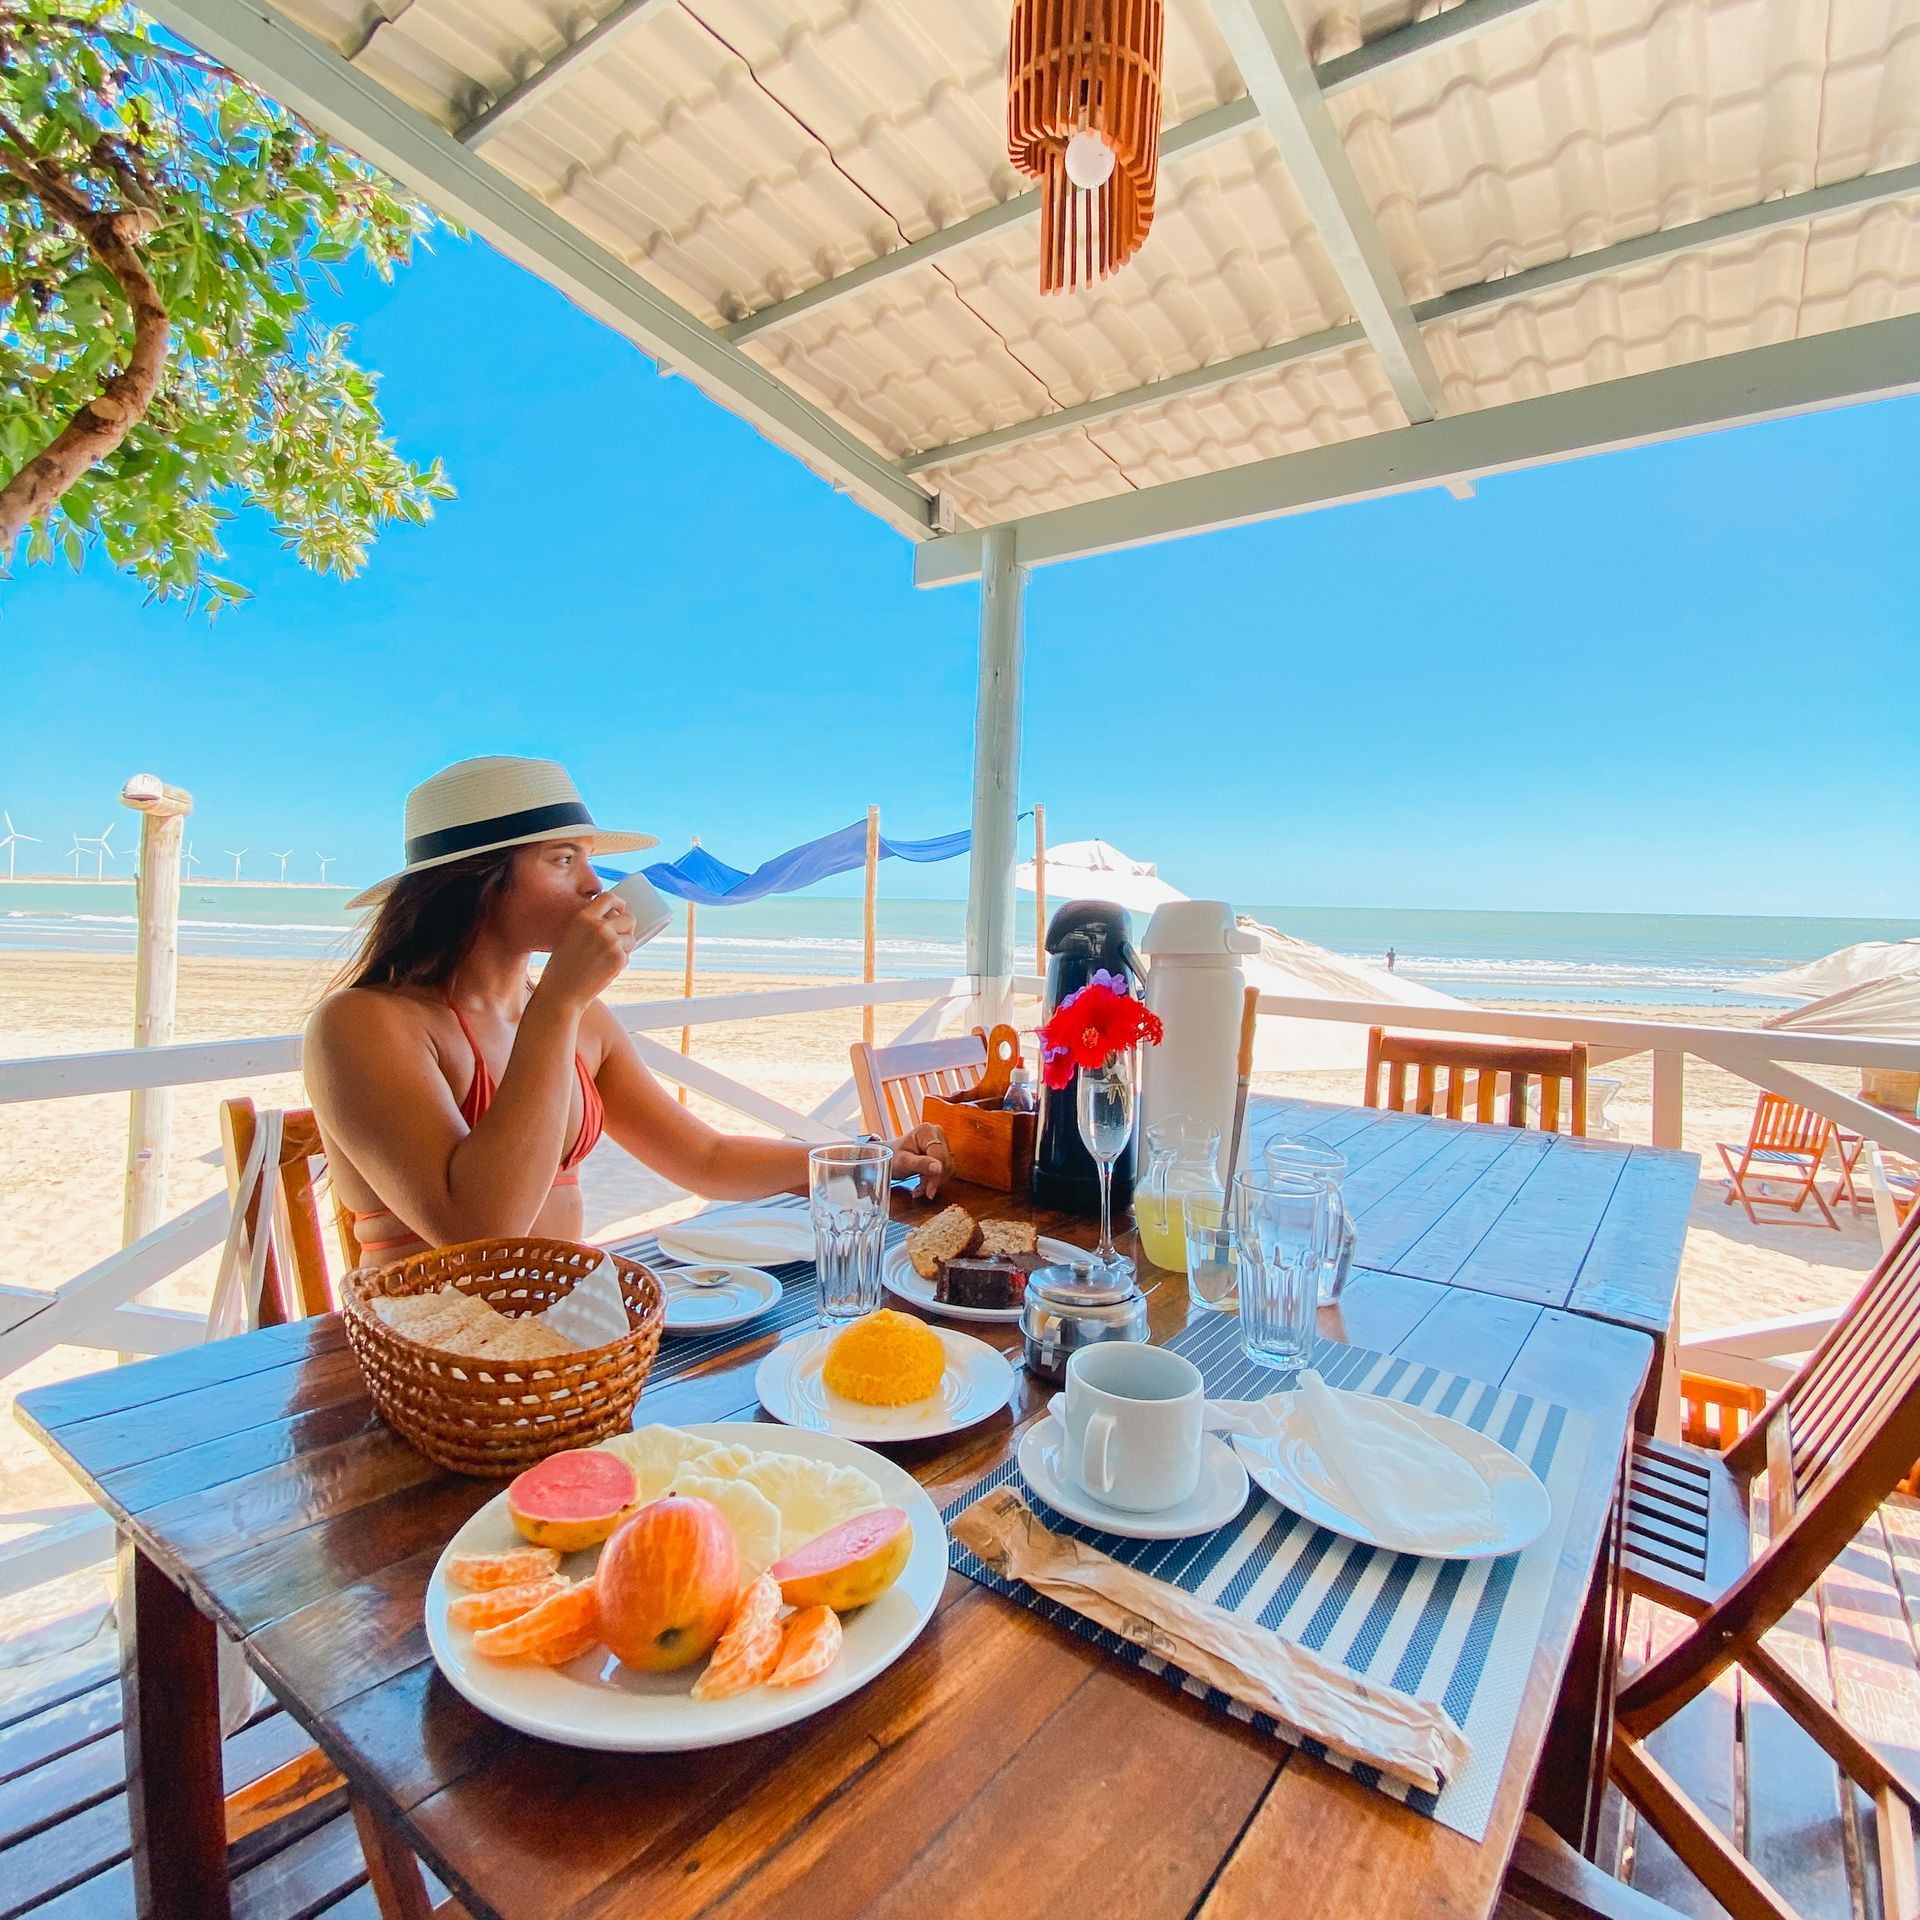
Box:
666 1265 732 1289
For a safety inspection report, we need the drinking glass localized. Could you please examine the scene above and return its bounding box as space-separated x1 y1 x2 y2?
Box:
808 1142 892 1323
1234 1169 1327 1371
1075 1051 1136 1280
1183 1194 1237 1311
1263 1136 1356 1304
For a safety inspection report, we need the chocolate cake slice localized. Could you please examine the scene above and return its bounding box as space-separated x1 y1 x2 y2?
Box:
935 1250 1042 1311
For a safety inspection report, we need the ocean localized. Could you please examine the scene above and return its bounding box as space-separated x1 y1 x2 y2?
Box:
3 879 1913 1007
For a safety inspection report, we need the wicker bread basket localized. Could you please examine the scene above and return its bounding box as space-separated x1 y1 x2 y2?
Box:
341 1238 665 1477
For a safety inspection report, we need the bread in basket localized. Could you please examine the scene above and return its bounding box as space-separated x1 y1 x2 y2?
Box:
341 1238 665 1476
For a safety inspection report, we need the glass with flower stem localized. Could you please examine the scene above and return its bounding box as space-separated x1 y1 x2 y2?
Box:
1075 1049 1136 1280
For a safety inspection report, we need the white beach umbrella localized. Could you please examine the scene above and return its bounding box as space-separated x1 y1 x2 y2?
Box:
1762 939 1920 999
1239 919 1468 1071
1015 837 1187 916
1763 972 1920 1042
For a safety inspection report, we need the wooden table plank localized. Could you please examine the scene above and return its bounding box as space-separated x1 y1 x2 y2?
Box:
15 1094 1683 1920
1442 1139 1629 1308
1567 1147 1702 1336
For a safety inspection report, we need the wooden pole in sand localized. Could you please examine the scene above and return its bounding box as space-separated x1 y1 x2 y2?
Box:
678 838 698 1105
120 773 192 1244
1033 802 1047 978
863 806 880 1047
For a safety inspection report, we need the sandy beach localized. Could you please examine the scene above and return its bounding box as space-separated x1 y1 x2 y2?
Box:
0 949 1884 1694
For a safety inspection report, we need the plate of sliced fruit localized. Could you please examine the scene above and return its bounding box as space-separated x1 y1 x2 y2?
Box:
424 1422 947 1751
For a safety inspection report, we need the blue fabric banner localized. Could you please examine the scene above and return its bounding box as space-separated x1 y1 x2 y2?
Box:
597 815 1013 907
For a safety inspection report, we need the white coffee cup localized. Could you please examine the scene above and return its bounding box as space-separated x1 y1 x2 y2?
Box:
1047 1343 1204 1513
608 869 673 948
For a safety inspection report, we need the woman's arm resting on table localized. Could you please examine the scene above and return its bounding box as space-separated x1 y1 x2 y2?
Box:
587 1005 950 1199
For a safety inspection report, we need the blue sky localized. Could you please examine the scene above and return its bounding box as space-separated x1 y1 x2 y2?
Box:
3 232 1916 915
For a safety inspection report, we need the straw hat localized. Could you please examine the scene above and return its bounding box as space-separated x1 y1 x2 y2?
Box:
346 757 657 910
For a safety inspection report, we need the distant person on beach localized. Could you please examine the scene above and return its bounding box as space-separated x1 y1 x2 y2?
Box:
305 757 950 1260
1386 946 1396 972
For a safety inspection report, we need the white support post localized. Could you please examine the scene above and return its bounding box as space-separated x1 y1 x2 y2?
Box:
1651 1050 1685 1150
120 774 192 1245
965 526 1027 1032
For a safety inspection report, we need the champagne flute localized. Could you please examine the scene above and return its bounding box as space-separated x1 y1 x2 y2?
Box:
1076 1049 1136 1279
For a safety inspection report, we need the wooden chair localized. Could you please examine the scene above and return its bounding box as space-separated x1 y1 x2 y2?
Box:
211 1102 359 1861
219 1097 361 1319
1363 1028 1589 1137
850 1029 990 1136
1605 1204 1920 1919
1715 1093 1840 1229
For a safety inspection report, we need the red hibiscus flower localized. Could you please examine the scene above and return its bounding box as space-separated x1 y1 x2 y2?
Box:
1038 980 1163 1089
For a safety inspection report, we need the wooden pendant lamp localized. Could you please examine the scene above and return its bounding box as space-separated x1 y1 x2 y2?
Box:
1008 0 1165 294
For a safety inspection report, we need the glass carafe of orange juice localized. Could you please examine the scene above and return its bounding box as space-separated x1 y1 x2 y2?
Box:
1135 1116 1223 1273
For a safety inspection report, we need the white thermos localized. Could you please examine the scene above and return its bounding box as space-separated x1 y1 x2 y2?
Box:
1137 902 1260 1182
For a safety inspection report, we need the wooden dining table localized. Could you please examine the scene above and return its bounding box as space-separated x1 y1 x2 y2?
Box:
16 1096 1694 1920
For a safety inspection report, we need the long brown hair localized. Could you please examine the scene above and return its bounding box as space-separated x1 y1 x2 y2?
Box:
336 848 518 992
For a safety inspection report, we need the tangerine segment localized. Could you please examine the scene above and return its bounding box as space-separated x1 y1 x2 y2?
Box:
690 1574 783 1702
471 1581 597 1660
528 1620 603 1667
447 1577 566 1630
447 1547 561 1591
768 1606 842 1688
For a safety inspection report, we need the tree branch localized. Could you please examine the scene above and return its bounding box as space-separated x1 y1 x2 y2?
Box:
0 134 169 548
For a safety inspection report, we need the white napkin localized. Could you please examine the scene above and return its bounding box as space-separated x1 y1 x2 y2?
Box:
535 1253 632 1349
1212 1372 1499 1556
654 1212 816 1266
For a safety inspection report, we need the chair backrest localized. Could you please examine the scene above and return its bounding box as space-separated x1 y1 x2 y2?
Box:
850 1030 990 1136
219 1099 356 1324
1363 1028 1589 1137
1635 1206 1920 1718
1746 1091 1834 1157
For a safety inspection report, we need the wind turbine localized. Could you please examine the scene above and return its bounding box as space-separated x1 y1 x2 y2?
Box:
182 842 200 878
0 812 39 880
224 848 249 881
315 853 335 884
66 835 85 876
94 822 116 878
270 847 293 882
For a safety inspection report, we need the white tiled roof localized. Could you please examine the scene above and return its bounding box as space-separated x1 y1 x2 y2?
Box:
270 0 1920 528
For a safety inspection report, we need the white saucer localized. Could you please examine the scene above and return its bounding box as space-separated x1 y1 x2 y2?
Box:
657 1264 782 1335
882 1234 1087 1323
1017 1416 1250 1540
1232 1393 1551 1560
755 1324 1015 1441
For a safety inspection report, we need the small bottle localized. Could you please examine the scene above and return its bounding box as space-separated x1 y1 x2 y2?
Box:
1002 1066 1039 1114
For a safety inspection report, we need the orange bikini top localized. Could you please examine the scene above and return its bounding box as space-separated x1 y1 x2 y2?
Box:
347 988 604 1254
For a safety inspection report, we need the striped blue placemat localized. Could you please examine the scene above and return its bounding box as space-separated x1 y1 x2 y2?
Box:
609 1222 909 1389
944 1309 1592 1842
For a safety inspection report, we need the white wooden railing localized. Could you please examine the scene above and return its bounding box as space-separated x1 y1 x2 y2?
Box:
0 972 1037 1599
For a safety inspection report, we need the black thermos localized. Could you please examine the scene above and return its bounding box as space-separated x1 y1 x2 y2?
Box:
1030 900 1144 1216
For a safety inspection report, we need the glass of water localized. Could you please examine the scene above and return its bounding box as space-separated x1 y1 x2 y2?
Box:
1234 1169 1327 1370
1183 1193 1237 1311
809 1142 892 1323
1263 1137 1356 1304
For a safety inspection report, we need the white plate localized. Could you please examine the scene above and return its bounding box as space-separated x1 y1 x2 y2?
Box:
654 1214 815 1267
658 1264 783 1335
1233 1395 1552 1560
423 1424 945 1752
882 1234 1088 1322
755 1325 1015 1440
1018 1417 1250 1540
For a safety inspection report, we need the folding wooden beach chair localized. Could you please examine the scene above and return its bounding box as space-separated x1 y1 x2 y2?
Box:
1600 1204 1920 1919
1363 1027 1589 1136
1716 1093 1842 1229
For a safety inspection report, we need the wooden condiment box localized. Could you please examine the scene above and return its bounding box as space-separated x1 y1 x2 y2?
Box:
922 1026 1037 1193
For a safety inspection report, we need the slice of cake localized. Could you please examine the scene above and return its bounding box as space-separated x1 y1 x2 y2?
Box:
935 1250 1042 1311
906 1204 980 1280
976 1219 1039 1259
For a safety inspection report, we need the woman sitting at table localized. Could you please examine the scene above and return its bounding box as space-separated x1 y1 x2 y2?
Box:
306 756 949 1259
